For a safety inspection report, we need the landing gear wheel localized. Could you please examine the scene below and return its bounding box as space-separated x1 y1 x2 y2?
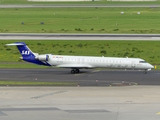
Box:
75 69 80 73
71 69 75 74
71 69 80 74
143 70 147 74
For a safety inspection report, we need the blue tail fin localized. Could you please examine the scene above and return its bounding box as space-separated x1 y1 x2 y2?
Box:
6 42 35 58
6 42 51 66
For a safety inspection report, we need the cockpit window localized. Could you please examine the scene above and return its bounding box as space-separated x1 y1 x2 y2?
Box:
139 61 147 63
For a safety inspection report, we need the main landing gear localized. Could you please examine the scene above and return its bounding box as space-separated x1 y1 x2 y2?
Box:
143 70 147 74
71 69 80 74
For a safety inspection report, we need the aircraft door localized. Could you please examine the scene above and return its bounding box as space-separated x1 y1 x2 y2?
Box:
77 58 80 64
77 58 85 64
117 60 121 68
131 61 136 68
81 58 85 64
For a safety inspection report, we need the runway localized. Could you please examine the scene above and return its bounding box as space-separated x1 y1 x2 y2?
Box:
0 68 159 86
1 33 160 40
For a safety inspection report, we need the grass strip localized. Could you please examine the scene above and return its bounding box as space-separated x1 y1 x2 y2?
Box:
0 7 160 33
0 81 77 86
0 62 50 68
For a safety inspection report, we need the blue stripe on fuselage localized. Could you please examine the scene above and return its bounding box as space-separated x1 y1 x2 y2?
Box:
23 57 51 66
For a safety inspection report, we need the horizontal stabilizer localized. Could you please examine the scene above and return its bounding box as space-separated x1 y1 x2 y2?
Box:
5 42 35 58
5 42 25 46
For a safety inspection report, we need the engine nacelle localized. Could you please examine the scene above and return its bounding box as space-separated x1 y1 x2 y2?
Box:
35 55 49 61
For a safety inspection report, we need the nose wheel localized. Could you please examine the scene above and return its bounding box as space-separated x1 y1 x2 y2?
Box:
143 70 147 74
71 69 80 74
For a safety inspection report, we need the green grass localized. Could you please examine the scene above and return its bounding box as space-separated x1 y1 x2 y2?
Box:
0 8 160 33
0 62 49 68
1 0 160 4
0 80 77 86
1 40 160 66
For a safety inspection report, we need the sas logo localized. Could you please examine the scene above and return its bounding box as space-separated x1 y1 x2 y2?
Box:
22 50 30 55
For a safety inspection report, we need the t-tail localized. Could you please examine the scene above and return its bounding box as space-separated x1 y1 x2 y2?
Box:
6 42 51 66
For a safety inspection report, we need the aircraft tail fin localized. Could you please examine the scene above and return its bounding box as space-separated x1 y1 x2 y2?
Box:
6 42 51 66
6 42 36 58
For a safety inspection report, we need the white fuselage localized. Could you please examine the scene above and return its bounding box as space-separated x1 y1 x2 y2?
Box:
45 54 153 70
5 42 154 74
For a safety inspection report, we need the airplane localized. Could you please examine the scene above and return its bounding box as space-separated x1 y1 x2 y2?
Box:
6 42 154 74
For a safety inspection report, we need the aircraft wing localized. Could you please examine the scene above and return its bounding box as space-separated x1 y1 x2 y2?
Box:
56 64 93 69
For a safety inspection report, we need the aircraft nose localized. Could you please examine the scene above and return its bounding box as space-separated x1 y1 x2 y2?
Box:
147 64 154 69
150 64 154 69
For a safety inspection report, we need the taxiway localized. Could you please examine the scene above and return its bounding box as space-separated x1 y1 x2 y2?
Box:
1 33 160 40
0 68 159 86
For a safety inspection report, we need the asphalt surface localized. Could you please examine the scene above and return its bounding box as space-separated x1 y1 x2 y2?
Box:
0 86 160 120
0 4 160 8
1 86 160 120
1 33 160 40
0 68 159 86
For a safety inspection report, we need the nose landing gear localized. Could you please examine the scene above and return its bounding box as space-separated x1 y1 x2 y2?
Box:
143 70 147 74
143 68 152 74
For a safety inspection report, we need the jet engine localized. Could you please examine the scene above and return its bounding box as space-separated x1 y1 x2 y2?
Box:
35 55 49 61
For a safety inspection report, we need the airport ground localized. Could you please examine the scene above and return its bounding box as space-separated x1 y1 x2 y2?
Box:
0 68 160 86
0 86 160 120
1 34 160 119
0 7 160 33
0 68 160 120
1 1 160 120
1 0 160 5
